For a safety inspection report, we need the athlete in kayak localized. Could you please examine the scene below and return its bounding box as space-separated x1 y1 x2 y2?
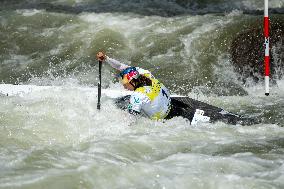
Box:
96 52 171 120
96 52 258 125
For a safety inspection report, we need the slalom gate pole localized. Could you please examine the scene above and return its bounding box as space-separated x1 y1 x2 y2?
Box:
97 60 102 110
264 0 270 96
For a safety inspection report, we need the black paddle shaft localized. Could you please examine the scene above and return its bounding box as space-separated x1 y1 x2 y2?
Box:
97 60 102 110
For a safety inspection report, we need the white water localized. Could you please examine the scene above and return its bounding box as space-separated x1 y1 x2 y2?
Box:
0 81 284 188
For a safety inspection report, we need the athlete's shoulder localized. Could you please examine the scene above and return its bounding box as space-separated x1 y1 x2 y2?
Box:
136 67 154 78
136 67 149 73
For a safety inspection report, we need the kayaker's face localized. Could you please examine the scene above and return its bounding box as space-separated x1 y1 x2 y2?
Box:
123 82 135 91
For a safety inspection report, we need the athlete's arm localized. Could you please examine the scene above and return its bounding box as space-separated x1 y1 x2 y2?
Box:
96 52 129 71
128 92 150 116
127 95 142 123
128 94 142 115
105 56 129 71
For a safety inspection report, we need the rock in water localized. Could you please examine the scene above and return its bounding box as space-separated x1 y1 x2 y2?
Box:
231 17 284 83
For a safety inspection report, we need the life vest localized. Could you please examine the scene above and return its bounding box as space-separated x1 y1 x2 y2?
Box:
128 68 171 120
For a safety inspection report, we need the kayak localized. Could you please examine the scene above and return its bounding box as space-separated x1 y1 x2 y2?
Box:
115 95 257 125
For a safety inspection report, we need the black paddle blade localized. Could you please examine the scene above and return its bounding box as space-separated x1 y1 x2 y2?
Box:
97 60 102 110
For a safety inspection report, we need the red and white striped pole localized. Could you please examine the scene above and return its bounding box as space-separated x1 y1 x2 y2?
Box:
264 0 270 96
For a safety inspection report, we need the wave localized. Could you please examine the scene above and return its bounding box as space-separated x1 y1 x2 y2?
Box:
0 2 283 96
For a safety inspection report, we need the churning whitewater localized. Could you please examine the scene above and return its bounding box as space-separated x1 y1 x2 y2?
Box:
0 0 284 189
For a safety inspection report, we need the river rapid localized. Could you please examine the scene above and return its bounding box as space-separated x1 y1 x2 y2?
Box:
0 0 284 188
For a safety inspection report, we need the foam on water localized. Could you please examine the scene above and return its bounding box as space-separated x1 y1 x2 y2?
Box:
1 82 284 188
16 9 45 17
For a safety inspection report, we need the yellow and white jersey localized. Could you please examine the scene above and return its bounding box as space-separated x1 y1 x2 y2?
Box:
128 68 171 120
